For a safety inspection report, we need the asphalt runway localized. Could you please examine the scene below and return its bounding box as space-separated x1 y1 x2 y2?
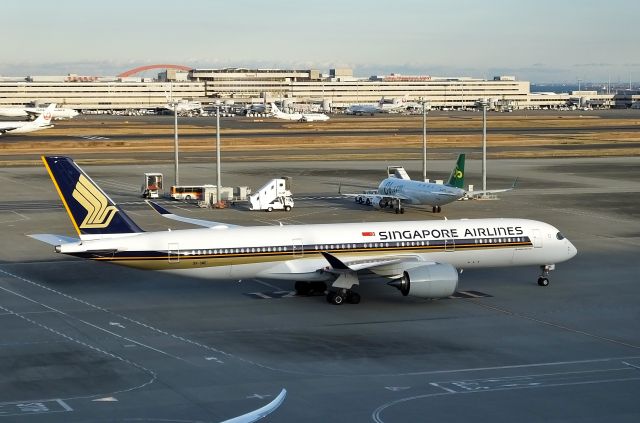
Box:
1 157 639 422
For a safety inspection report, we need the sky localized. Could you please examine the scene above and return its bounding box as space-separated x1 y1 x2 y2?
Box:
1 0 639 83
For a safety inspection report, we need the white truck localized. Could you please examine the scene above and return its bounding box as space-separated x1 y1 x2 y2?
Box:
249 177 294 212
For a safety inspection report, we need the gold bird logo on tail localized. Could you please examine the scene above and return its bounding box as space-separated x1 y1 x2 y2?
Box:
72 175 117 228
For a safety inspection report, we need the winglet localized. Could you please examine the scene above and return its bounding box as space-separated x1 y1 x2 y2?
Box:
146 200 237 229
321 251 350 270
146 200 172 215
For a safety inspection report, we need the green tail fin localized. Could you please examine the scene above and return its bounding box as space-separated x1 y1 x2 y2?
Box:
446 154 465 188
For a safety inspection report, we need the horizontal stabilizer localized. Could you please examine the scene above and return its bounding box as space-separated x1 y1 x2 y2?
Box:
29 234 80 245
146 201 238 229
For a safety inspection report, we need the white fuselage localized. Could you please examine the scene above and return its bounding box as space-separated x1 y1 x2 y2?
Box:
0 120 54 134
25 107 79 119
273 110 329 122
378 178 465 207
0 107 78 119
58 218 577 282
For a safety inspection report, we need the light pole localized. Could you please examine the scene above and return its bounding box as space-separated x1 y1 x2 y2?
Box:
215 106 221 204
421 99 427 182
480 99 488 194
173 101 179 186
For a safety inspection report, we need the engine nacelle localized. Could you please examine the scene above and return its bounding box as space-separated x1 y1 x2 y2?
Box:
372 195 386 209
389 263 458 299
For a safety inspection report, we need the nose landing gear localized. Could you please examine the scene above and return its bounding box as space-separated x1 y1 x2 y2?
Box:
537 264 555 286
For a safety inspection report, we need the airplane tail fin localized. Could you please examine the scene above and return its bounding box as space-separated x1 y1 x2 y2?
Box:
33 103 56 126
41 156 143 239
445 154 465 188
270 102 281 115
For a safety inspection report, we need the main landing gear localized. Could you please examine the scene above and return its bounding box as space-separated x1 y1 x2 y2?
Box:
326 288 361 305
294 282 361 305
393 199 404 214
432 205 442 213
537 264 555 286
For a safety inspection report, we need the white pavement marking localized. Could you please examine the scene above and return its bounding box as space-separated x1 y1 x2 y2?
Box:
0 267 303 373
91 397 118 402
385 386 411 392
0 211 29 224
251 278 285 290
374 371 640 423
470 300 640 350
428 382 456 393
0 299 157 400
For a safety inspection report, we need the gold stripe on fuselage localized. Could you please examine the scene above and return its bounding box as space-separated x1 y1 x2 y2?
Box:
90 241 532 271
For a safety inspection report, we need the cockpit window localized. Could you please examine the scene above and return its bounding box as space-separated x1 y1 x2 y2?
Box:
556 232 565 240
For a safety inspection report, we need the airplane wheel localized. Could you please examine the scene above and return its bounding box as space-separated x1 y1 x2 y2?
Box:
347 292 361 304
395 208 400 214
537 277 549 287
332 293 345 305
400 208 405 214
327 291 344 305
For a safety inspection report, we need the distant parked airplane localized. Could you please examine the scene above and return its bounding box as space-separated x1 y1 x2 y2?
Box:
270 103 330 122
0 104 78 120
346 95 420 115
0 103 56 135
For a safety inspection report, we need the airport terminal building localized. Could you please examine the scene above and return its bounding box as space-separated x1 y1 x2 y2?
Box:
0 67 637 111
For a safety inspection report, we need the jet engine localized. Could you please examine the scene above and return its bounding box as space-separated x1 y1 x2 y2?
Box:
388 263 458 299
371 196 387 209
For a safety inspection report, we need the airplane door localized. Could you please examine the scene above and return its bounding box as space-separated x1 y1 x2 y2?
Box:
292 238 304 257
444 238 455 252
532 229 542 248
168 242 180 262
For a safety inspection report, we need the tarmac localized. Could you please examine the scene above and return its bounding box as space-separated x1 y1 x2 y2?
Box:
0 156 639 422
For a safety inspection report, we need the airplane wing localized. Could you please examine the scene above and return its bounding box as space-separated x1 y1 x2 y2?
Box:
464 178 519 199
321 251 405 272
0 125 21 134
147 201 240 229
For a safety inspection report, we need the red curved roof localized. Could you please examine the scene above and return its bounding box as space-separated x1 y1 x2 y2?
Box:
118 64 192 78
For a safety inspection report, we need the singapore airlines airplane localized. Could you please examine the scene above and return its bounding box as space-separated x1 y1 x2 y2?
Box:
270 103 330 122
30 156 576 305
343 154 516 214
0 103 56 135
